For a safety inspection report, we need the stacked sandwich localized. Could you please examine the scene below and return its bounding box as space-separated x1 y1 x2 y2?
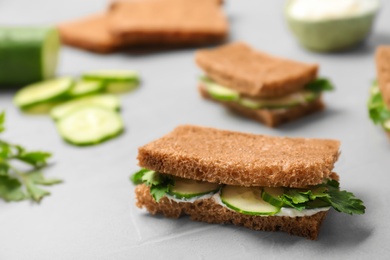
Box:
132 125 365 240
196 42 334 127
58 0 228 53
368 46 390 138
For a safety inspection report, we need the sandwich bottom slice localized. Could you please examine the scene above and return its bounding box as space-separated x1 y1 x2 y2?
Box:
135 183 329 240
198 77 333 127
132 125 365 240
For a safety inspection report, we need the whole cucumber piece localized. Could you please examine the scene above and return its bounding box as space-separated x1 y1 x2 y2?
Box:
0 27 60 86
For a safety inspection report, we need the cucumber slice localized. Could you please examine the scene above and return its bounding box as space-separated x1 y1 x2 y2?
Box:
239 91 319 109
220 185 280 215
23 102 59 114
261 187 285 207
14 77 74 109
82 70 140 93
69 80 104 98
50 94 120 121
201 78 239 101
168 176 220 199
0 27 60 86
383 119 390 131
56 106 124 146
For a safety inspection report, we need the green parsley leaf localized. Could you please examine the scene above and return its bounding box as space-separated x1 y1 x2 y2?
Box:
130 168 174 202
0 111 61 203
15 151 52 168
304 78 335 92
368 81 390 125
0 175 26 201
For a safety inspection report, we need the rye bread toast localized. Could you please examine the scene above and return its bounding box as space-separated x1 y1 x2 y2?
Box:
199 84 325 127
135 184 328 240
108 0 228 46
195 42 318 98
376 46 390 109
58 13 124 53
138 125 340 188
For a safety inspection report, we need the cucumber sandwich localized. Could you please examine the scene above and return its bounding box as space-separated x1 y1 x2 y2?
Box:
368 46 390 139
195 42 334 127
131 125 365 240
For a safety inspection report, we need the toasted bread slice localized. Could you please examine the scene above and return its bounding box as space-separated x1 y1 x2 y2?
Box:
135 184 328 240
195 42 318 98
199 84 325 127
138 125 340 188
376 46 390 109
58 13 124 53
108 0 228 46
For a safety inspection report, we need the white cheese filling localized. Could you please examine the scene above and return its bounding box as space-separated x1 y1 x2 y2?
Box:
166 191 330 217
289 0 379 21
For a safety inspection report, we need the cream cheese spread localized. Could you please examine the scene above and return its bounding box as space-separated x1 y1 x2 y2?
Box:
289 0 379 21
166 191 330 217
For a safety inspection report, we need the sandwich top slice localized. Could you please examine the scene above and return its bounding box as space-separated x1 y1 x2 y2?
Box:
108 0 228 46
195 42 334 127
58 13 125 53
368 46 390 137
131 125 365 240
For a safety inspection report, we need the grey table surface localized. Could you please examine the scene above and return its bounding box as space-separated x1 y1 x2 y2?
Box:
1 0 390 259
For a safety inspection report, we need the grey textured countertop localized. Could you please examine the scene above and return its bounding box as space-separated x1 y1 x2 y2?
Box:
1 0 390 259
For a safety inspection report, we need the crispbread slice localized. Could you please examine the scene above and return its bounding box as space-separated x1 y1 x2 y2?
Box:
195 42 318 98
58 13 124 53
108 0 228 46
135 184 328 240
138 125 340 188
376 46 390 108
199 84 325 127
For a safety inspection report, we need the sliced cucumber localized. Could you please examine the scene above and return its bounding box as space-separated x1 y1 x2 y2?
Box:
69 80 104 98
105 81 139 93
0 27 60 86
23 102 59 114
220 185 280 215
14 77 74 109
201 78 239 101
239 91 318 110
261 187 285 207
82 70 140 93
383 119 390 131
56 106 124 146
50 94 120 120
168 176 220 199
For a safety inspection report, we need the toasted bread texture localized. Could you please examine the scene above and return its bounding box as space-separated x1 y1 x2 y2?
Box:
58 13 123 53
108 0 228 46
138 125 340 188
199 84 325 127
376 46 390 108
135 184 328 240
196 42 318 98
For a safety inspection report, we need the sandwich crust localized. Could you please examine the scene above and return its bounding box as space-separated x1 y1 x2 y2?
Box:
199 84 325 127
58 13 124 53
108 0 228 46
376 46 390 109
138 125 340 188
195 42 318 98
135 184 328 240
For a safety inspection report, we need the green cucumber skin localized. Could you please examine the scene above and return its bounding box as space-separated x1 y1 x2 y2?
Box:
167 188 220 200
0 27 59 86
220 197 280 216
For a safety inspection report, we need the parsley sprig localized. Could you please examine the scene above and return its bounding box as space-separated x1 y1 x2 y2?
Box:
131 169 173 202
273 180 365 215
0 112 62 202
304 78 335 92
368 81 390 125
